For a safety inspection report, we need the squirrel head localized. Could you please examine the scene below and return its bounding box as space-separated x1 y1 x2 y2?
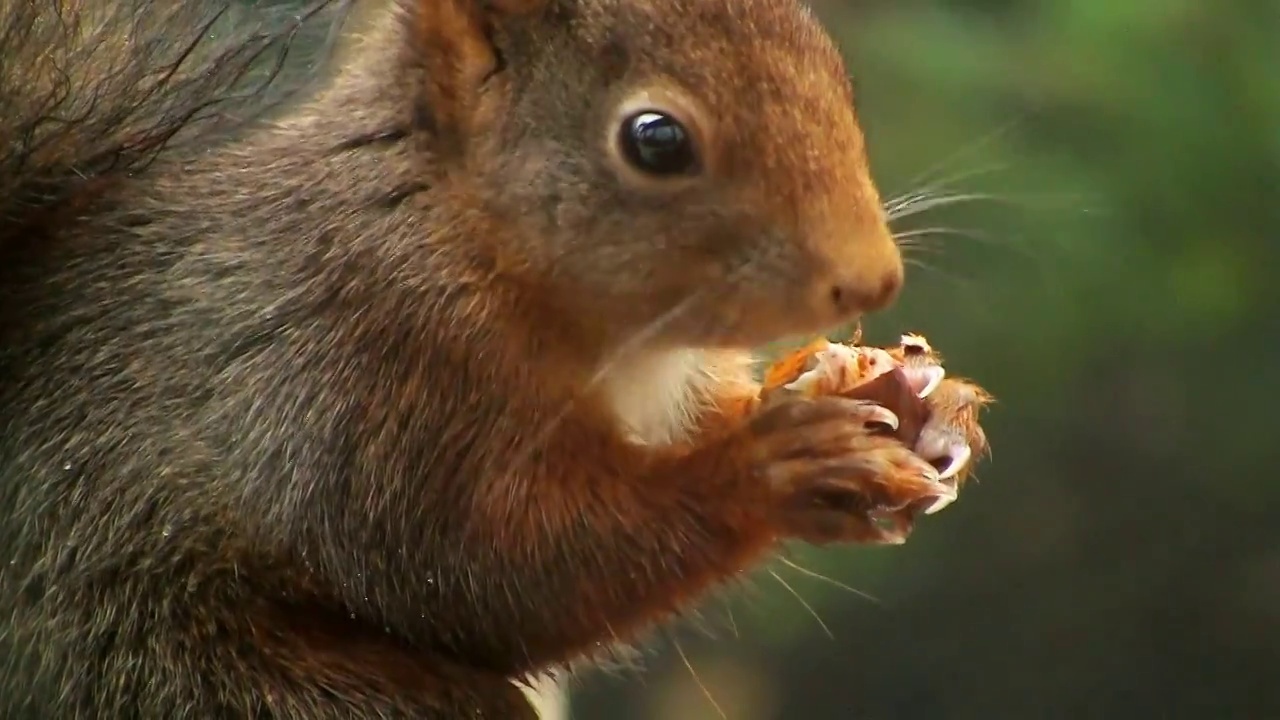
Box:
398 0 902 350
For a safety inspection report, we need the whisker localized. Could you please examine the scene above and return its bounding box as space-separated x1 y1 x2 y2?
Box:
898 225 1050 266
717 596 741 639
674 639 728 720
902 258 1002 325
768 569 833 639
886 192 921 214
888 192 1005 222
917 161 1013 196
892 115 1027 196
896 189 1104 222
883 189 931 217
775 557 881 606
904 256 977 288
886 190 981 220
885 161 1011 214
894 226 993 245
896 242 943 257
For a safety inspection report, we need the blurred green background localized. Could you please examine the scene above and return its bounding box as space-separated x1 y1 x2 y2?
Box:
250 0 1278 717
567 1 1280 718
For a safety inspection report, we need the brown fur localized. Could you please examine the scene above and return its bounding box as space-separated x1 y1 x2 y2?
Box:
0 0 910 717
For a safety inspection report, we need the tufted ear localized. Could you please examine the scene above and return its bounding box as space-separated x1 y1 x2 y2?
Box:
402 0 546 155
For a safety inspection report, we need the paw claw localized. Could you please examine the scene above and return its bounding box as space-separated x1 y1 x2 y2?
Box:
934 443 973 481
914 458 942 484
857 403 899 431
905 365 946 398
921 477 958 512
923 490 957 515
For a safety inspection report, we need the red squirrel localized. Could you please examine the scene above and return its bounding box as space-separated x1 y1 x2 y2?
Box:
0 0 958 716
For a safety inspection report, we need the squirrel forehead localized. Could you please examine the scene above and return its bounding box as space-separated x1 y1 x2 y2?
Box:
570 0 849 88
569 0 859 141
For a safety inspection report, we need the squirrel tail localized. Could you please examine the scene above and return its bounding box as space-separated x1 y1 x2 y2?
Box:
0 0 350 245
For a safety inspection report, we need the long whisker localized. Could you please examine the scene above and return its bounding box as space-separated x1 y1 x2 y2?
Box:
888 192 1006 222
886 190 987 220
885 161 1011 214
891 115 1026 196
917 160 1013 195
723 601 740 639
903 256 978 289
884 186 940 215
894 225 1042 262
893 225 998 245
775 556 881 606
768 569 833 639
893 188 1105 223
674 639 728 720
902 258 1000 325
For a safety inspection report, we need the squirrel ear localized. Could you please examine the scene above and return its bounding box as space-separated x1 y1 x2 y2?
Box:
402 0 545 153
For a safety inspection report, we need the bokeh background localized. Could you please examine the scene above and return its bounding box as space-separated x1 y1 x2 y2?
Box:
257 0 1278 717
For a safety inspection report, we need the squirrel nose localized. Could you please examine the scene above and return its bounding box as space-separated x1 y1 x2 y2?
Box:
829 264 903 315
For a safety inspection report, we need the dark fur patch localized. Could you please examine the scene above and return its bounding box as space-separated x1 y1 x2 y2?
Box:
0 0 352 246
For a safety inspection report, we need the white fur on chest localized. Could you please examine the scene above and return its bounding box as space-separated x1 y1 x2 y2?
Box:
600 349 709 446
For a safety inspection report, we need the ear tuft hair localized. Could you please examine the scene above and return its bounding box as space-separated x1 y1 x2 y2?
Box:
401 0 546 156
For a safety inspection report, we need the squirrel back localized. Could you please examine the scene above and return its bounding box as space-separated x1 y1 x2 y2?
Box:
0 1 910 717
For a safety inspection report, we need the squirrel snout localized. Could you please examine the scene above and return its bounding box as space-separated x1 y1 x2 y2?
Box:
816 230 905 317
829 266 903 315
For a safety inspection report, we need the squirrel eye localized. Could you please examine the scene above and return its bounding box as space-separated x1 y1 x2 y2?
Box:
618 111 698 176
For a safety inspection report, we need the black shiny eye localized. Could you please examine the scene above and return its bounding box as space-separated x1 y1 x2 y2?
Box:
618 111 698 176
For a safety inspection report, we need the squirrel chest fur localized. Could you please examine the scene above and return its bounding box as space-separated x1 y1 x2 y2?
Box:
602 349 756 447
0 0 918 717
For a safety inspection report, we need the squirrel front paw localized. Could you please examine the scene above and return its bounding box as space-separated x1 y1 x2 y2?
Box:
758 331 994 540
739 396 956 545
883 334 993 507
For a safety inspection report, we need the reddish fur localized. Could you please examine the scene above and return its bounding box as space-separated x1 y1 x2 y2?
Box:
0 0 929 716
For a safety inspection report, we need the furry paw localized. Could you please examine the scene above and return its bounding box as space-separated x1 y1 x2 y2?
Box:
759 331 993 540
739 395 954 546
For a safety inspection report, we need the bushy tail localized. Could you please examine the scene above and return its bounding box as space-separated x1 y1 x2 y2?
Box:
0 0 350 242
